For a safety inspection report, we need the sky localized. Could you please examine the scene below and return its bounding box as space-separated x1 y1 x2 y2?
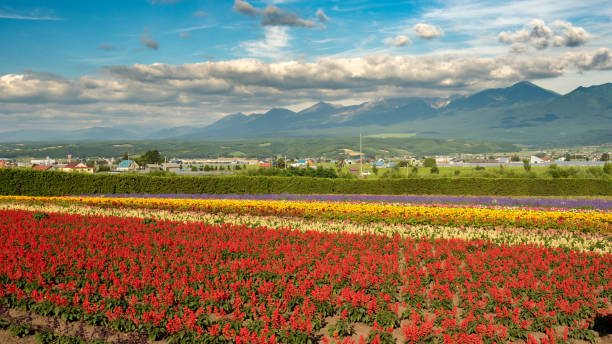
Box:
1 0 612 131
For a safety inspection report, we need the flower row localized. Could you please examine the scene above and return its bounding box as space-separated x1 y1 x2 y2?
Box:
79 193 612 210
1 209 610 344
1 199 610 254
2 195 610 232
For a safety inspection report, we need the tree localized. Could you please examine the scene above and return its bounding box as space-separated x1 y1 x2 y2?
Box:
121 151 129 161
139 150 162 165
423 158 436 168
372 165 378 175
604 163 612 175
276 158 286 169
522 159 531 171
601 153 610 162
510 155 521 162
430 166 439 174
564 153 571 162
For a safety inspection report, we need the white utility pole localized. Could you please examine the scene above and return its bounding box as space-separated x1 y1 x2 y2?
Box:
359 129 363 175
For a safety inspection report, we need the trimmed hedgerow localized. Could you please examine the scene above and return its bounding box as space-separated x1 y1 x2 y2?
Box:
0 169 610 196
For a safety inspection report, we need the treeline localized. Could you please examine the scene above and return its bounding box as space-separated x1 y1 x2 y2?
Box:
1 169 611 196
240 166 344 178
0 137 518 159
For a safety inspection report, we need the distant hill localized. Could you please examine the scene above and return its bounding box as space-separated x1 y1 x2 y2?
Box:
1 81 610 146
0 137 519 159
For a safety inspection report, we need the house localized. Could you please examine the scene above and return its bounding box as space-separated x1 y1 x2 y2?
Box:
32 165 53 171
259 161 277 168
372 159 396 168
117 160 140 172
435 156 452 164
31 157 55 165
161 162 180 172
530 156 544 164
62 161 94 174
145 164 161 172
290 159 315 167
498 157 510 164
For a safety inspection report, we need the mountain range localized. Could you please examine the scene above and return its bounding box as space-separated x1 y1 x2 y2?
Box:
2 81 611 146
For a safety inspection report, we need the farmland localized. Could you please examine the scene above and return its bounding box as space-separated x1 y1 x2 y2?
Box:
0 195 610 343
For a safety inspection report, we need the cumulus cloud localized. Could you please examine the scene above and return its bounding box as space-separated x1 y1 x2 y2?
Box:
2 48 611 130
141 27 159 50
384 35 411 47
563 47 612 70
261 6 315 27
97 44 115 51
233 0 315 28
233 0 260 17
498 19 593 50
316 9 330 23
193 10 207 17
413 23 444 39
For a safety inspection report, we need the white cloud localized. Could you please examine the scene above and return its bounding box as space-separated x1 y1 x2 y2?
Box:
316 9 330 23
240 27 291 59
261 6 315 27
233 0 315 28
233 0 260 16
193 10 207 17
384 35 411 47
180 32 192 38
413 23 444 39
0 9 61 20
2 48 611 130
499 19 593 50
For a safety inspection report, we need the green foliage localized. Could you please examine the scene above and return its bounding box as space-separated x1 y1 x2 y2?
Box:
8 323 35 337
136 149 163 166
601 152 610 161
430 166 439 174
604 163 612 175
423 158 436 168
35 330 59 344
522 159 531 171
1 169 611 196
328 318 353 337
32 211 49 220
510 155 521 162
242 166 339 178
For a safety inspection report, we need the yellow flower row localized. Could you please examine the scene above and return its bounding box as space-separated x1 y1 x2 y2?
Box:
1 195 610 232
2 200 610 253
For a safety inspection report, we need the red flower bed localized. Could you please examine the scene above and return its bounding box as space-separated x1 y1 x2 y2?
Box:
0 209 610 343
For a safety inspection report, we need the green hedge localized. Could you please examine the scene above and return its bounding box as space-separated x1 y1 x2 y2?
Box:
1 169 611 196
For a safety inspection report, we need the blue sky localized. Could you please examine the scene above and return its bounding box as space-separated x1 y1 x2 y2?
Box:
1 0 611 131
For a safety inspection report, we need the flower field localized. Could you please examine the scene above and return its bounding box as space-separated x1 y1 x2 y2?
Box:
0 195 610 344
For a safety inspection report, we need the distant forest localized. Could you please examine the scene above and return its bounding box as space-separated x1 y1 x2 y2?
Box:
0 138 518 159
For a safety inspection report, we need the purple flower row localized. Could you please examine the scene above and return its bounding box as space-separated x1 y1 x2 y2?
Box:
77 193 612 209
